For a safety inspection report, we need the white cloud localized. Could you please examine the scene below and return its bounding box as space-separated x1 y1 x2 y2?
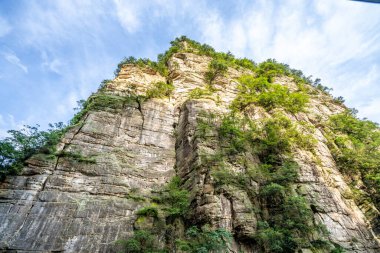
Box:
0 16 11 37
196 0 380 122
113 0 141 33
2 51 28 73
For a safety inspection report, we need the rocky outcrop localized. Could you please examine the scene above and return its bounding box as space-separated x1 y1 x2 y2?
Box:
0 47 379 252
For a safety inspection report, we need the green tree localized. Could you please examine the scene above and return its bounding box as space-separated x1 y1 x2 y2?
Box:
0 123 66 180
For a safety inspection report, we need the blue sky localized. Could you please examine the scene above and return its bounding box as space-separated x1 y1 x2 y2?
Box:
0 0 379 137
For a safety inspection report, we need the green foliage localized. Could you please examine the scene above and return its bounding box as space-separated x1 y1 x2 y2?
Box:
256 195 319 252
125 191 146 202
195 111 324 252
232 75 309 113
116 230 164 253
136 206 159 218
326 110 380 208
98 79 112 91
212 168 248 189
176 226 232 253
234 58 257 71
256 59 313 85
188 87 212 99
256 115 315 160
154 176 190 217
260 183 285 202
256 59 287 82
218 115 248 155
270 161 299 186
114 36 257 83
256 222 285 253
0 123 66 180
195 112 218 139
70 93 142 126
114 56 168 77
330 243 345 253
204 59 228 86
146 81 175 99
312 78 333 94
333 96 345 105
281 196 315 233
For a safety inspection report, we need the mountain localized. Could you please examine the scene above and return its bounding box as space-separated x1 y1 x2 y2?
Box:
1 37 379 252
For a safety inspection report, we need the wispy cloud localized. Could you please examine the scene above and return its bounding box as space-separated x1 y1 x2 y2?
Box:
2 51 28 73
113 0 141 33
196 0 380 121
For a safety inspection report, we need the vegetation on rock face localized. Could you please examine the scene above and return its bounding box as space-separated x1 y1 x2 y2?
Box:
325 109 380 210
231 73 309 113
116 230 164 253
195 110 336 252
118 176 232 253
204 58 229 87
176 226 232 253
136 206 159 218
188 87 213 99
2 36 374 252
0 123 66 180
70 93 144 126
152 176 190 217
146 81 175 99
114 56 168 77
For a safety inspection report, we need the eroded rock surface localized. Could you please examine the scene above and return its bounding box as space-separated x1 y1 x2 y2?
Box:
1 51 379 252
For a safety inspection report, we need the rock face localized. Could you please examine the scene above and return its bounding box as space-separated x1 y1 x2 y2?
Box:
1 45 379 252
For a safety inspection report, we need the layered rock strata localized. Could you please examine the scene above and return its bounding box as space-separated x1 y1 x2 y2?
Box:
0 50 379 252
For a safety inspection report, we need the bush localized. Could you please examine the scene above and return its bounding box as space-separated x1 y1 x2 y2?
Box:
333 96 345 104
136 206 159 218
270 161 298 186
232 74 309 113
114 56 167 77
330 243 345 253
212 168 248 189
176 226 232 253
256 222 285 253
282 196 314 233
98 79 112 91
188 88 212 99
204 59 228 86
260 183 285 204
218 115 248 155
256 195 318 252
154 176 190 217
256 59 287 82
253 114 315 164
146 81 175 99
234 58 257 71
116 230 164 253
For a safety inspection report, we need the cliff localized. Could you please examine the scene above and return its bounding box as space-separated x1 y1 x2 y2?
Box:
1 37 379 252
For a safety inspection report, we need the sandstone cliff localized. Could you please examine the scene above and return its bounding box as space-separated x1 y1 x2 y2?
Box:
1 38 379 252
